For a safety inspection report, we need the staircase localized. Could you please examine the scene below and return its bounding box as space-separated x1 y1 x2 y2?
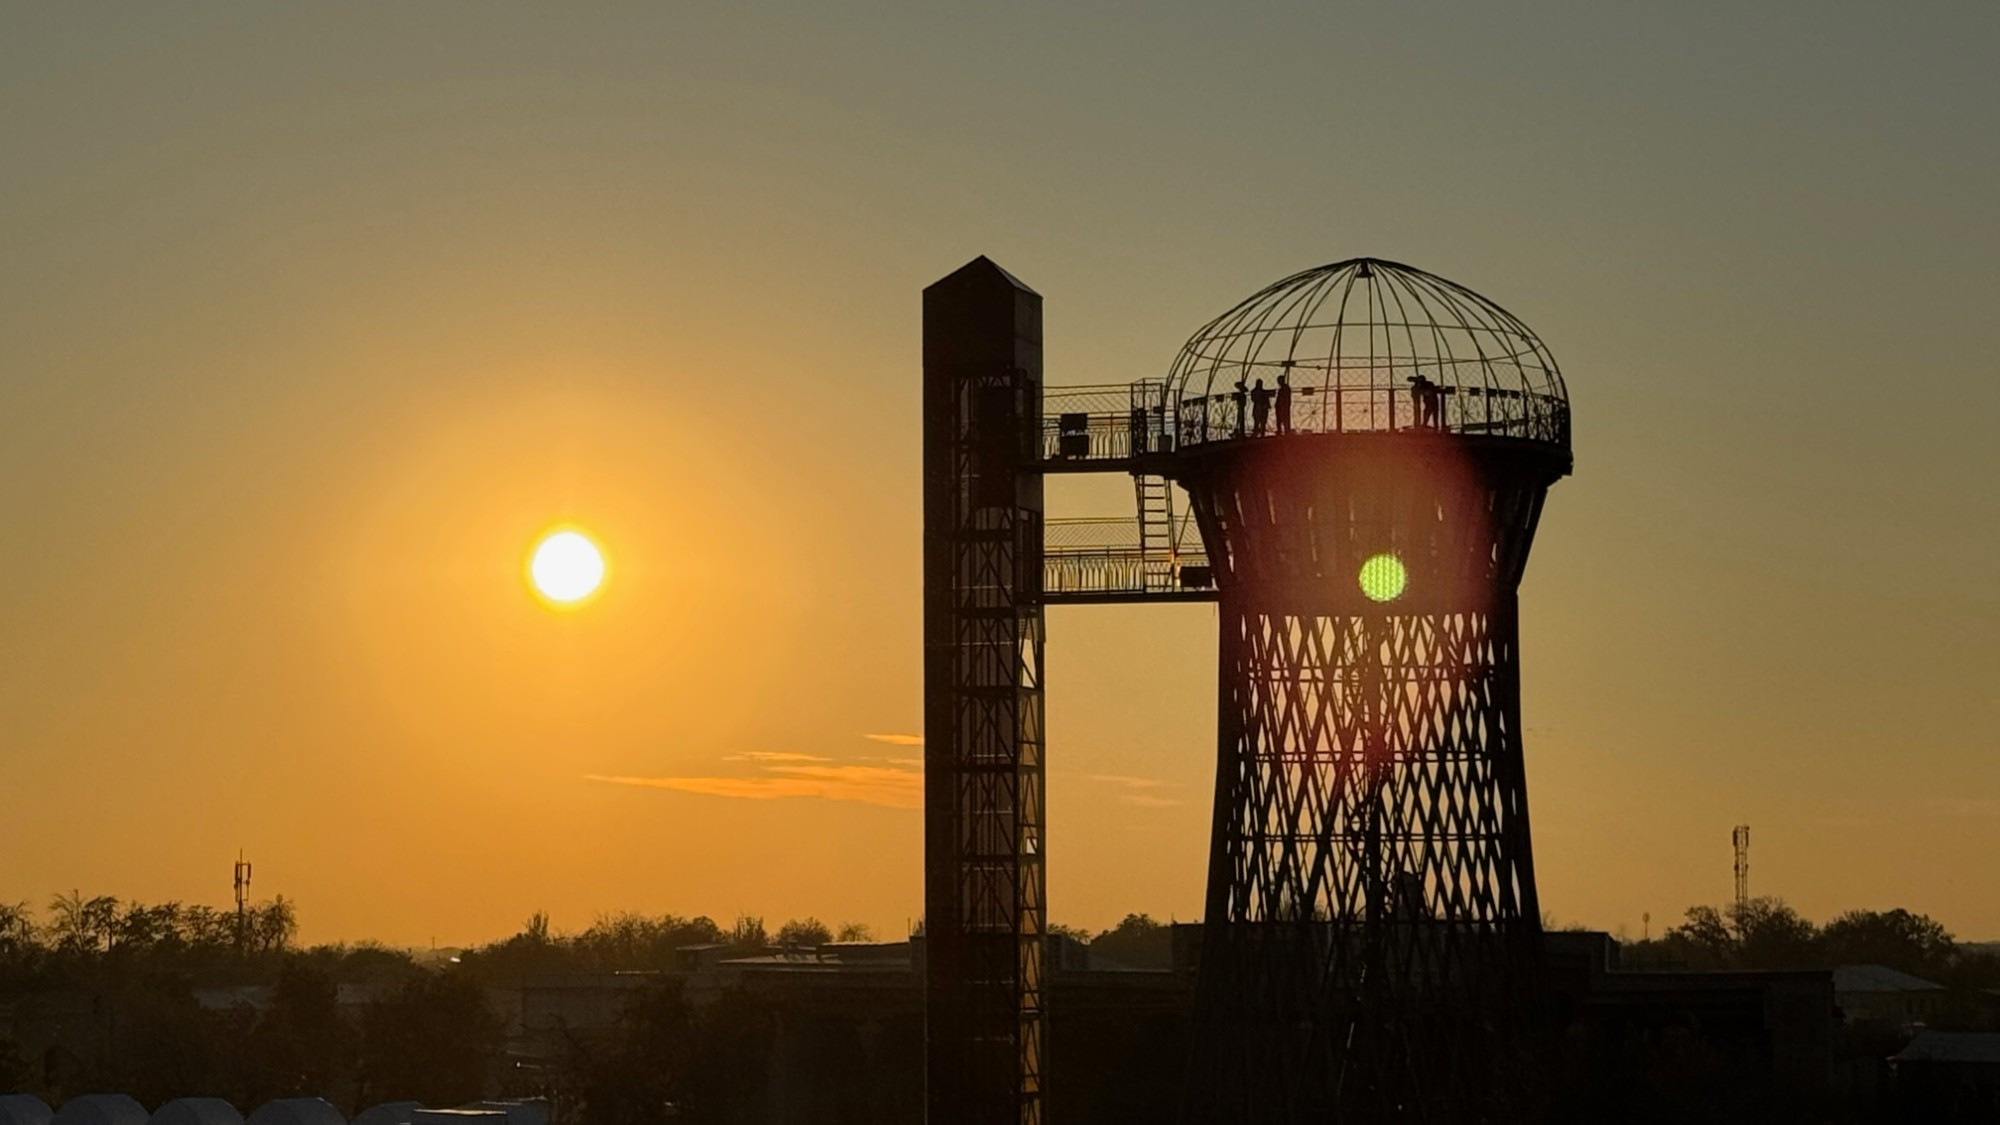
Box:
1135 474 1174 593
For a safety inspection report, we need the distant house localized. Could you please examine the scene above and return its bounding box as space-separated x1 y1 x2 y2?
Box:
192 982 392 1016
1832 964 1948 1026
1889 1030 2000 1119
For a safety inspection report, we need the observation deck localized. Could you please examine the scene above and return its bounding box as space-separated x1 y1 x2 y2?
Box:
1040 380 1569 468
1034 373 1568 604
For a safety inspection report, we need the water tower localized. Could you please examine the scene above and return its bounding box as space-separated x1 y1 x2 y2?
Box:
922 257 1571 1123
1166 260 1571 1122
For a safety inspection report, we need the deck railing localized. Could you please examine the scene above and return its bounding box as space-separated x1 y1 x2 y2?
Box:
1172 383 1570 447
1042 516 1212 601
1037 380 1568 466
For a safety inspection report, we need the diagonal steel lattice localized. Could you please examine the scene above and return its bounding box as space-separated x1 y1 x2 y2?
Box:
1176 433 1565 1124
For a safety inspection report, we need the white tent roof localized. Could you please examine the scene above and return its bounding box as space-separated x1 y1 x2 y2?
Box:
245 1100 342 1125
149 1100 242 1125
0 1095 53 1125
55 1096 148 1125
454 1105 545 1125
348 1104 418 1125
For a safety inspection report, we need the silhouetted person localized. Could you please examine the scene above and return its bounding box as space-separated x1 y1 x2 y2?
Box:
1276 373 1293 434
1251 379 1272 436
1232 379 1248 437
1410 375 1441 429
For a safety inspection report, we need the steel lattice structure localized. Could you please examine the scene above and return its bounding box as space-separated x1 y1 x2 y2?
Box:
922 258 1047 1125
1170 260 1571 1124
921 256 1569 1124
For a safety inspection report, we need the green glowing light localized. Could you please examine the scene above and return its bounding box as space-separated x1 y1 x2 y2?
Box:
1358 553 1408 602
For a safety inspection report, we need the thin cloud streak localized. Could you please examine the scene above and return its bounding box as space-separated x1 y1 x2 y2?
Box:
1934 797 2000 820
1085 772 1183 807
865 733 925 746
586 761 921 810
1088 773 1171 790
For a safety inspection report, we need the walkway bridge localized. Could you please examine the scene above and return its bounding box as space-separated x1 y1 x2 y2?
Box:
1038 382 1213 604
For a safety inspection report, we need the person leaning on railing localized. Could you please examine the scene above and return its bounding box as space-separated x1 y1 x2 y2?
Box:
1409 375 1442 430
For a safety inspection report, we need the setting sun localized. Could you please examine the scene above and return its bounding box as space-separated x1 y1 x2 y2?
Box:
529 530 606 604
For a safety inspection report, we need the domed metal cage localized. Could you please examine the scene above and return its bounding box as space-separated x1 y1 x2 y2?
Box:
1164 258 1569 450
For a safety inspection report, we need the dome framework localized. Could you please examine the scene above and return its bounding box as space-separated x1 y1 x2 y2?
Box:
1164 258 1569 450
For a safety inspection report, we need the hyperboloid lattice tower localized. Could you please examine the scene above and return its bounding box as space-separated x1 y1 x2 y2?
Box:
1170 259 1571 1123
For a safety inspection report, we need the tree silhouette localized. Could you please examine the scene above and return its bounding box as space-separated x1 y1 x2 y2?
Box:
361 970 502 1105
1820 909 1954 977
1664 905 1735 968
1730 898 1818 969
725 916 767 951
558 981 699 1125
255 960 354 1100
1089 914 1171 969
1657 898 1820 970
775 918 831 948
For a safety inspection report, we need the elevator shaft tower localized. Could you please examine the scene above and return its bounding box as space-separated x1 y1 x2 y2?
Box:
923 259 1048 1125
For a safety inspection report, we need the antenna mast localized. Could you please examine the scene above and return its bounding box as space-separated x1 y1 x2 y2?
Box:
233 851 253 952
1731 825 1750 913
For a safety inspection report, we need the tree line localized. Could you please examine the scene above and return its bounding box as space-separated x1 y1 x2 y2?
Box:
0 894 882 1114
1619 897 2000 990
0 893 299 989
2 891 1993 1122
455 911 875 980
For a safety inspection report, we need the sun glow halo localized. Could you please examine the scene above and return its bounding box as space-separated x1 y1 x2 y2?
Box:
529 530 606 604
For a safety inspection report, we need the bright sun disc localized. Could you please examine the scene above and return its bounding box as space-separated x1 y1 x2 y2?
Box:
1358 552 1408 603
530 531 605 603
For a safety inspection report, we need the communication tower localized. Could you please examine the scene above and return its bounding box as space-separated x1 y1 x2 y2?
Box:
1733 824 1751 912
923 257 1572 1123
233 851 252 951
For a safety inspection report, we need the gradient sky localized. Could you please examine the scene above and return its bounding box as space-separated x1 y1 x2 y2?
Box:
2 3 1996 947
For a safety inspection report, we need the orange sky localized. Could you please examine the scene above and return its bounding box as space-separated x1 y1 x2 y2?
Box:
2 5 1996 947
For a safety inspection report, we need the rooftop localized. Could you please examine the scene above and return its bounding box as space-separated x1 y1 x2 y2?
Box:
1892 1030 2000 1065
1832 964 1946 993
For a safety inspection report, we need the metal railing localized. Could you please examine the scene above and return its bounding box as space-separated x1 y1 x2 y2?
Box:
1042 516 1213 601
1173 383 1569 447
1039 382 1173 464
1038 380 1568 466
